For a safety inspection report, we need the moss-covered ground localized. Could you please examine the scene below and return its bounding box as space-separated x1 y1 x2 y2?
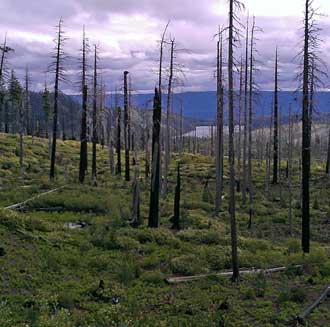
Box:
0 133 330 326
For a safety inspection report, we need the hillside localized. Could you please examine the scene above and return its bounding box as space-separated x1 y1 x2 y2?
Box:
97 91 330 122
0 134 330 326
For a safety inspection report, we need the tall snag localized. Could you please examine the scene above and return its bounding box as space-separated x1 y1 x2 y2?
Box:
273 47 279 184
49 19 66 180
131 155 142 228
301 0 311 253
92 45 98 182
79 28 89 183
170 162 181 230
116 106 122 175
228 0 243 282
148 88 162 228
247 17 255 229
215 30 224 216
24 67 31 136
124 71 130 181
242 15 249 206
164 38 175 197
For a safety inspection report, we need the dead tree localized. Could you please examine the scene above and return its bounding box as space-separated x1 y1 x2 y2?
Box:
237 57 244 192
247 16 256 229
124 71 130 181
49 19 66 180
301 0 311 253
10 71 23 168
170 162 181 230
158 22 170 103
179 98 184 156
116 107 121 175
242 15 249 206
215 30 224 216
266 106 273 193
108 107 115 175
24 67 31 136
79 27 89 183
92 45 98 182
299 0 321 253
164 38 175 197
148 88 162 228
273 47 279 184
130 156 142 228
0 35 14 129
227 0 244 282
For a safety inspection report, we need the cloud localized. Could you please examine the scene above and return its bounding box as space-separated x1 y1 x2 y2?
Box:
0 0 329 94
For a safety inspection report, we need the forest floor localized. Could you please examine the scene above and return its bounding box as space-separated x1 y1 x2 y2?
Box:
0 133 330 326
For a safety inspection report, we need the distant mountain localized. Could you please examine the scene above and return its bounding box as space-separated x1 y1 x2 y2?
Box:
75 90 327 121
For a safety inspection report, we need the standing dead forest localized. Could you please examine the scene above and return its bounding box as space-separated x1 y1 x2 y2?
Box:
1 0 330 326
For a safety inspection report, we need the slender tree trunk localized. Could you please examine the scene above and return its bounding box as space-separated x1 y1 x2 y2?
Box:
237 58 243 193
131 157 141 228
242 16 249 206
108 108 115 175
171 162 181 230
50 20 63 180
179 99 183 156
279 107 282 200
116 107 121 175
19 99 24 170
124 71 130 181
61 107 66 141
228 0 239 282
247 17 255 230
78 28 88 183
91 45 98 182
215 33 224 216
302 0 311 253
273 47 279 184
266 107 273 193
164 39 175 197
25 67 31 136
4 100 9 133
145 121 150 179
148 88 162 228
79 85 88 183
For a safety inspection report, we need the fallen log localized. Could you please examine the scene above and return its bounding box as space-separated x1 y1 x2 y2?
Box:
5 186 66 210
166 265 302 284
295 285 330 325
18 206 64 212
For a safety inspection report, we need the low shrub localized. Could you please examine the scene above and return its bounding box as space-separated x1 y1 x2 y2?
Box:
170 254 206 276
140 271 165 285
278 287 307 304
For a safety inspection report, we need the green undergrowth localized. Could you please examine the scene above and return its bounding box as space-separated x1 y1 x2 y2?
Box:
0 133 330 326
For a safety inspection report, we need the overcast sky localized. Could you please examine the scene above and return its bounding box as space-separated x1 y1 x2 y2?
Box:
1 0 329 94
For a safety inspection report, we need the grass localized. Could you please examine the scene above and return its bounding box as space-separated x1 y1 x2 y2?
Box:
0 133 329 326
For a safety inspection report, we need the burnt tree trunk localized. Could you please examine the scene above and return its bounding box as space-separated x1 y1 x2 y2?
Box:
116 107 121 175
50 20 63 180
273 47 279 184
92 45 98 182
228 0 239 282
170 162 181 230
148 88 162 228
124 71 130 181
302 0 311 253
215 32 224 216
